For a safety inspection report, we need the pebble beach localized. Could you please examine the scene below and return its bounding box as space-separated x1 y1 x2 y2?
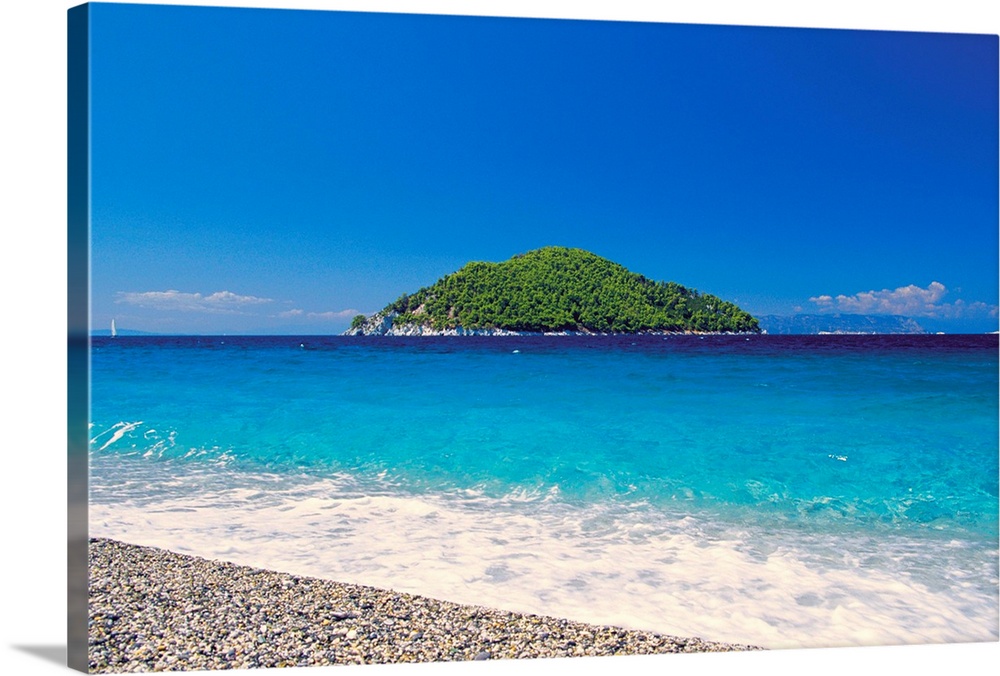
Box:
88 537 760 672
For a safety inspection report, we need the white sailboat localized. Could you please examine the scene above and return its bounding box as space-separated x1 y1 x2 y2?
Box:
111 318 117 338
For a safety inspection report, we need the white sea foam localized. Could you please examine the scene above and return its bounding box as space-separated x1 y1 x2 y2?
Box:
92 421 144 451
88 458 998 650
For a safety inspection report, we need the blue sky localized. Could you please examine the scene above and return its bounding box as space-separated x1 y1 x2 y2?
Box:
88 3 998 334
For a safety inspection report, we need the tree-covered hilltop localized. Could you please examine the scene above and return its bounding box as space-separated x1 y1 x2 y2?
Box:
348 247 760 334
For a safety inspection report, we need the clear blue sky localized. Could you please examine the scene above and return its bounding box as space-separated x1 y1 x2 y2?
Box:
88 3 998 334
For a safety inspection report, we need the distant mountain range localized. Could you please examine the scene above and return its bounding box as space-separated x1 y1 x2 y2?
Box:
93 314 977 337
757 314 927 335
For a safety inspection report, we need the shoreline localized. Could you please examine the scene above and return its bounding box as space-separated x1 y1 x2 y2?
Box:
88 537 760 672
343 311 761 336
346 328 761 337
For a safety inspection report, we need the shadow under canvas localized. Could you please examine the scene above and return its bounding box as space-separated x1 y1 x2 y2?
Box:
13 645 69 668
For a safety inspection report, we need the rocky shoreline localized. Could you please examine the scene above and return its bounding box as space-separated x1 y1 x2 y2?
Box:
89 537 761 672
344 312 759 337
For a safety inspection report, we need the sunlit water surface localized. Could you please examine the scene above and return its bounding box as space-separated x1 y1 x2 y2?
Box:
89 334 999 649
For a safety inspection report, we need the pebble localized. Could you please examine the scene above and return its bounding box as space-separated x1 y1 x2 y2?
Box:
88 537 761 672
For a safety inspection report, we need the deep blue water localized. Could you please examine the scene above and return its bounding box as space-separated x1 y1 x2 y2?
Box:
87 334 999 647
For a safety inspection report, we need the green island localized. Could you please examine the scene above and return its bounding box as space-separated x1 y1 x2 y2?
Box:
346 246 760 335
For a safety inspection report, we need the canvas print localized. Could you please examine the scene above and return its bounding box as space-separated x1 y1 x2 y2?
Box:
72 2 999 673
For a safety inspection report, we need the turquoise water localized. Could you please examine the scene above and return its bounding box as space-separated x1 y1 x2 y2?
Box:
88 335 999 648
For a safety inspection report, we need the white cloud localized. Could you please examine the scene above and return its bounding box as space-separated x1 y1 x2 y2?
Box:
809 282 997 319
115 290 273 314
278 308 305 318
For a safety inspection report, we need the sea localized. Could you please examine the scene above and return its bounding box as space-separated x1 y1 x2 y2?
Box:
88 334 999 650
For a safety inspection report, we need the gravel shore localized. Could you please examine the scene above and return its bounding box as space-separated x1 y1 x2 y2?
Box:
89 537 761 672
